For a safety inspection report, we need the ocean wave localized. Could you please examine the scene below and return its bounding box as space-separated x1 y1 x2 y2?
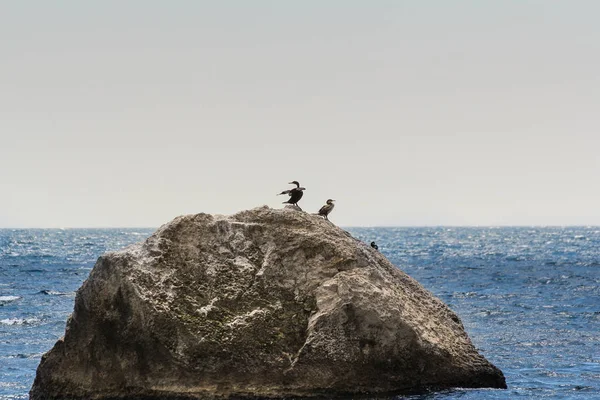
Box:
2 352 45 359
39 289 72 296
0 392 29 400
0 317 39 326
0 295 21 305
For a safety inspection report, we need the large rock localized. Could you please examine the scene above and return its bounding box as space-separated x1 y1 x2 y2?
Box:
30 206 506 399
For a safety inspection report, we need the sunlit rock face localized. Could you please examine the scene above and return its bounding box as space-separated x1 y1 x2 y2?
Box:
30 206 506 399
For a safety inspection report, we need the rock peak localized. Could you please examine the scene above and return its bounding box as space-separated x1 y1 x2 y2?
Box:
31 207 506 399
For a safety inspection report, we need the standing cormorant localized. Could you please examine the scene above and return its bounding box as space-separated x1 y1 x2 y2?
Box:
278 181 306 210
371 241 379 250
318 199 335 220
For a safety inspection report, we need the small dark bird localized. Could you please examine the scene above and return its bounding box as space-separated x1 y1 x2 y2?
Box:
318 199 335 220
371 241 379 250
278 181 306 210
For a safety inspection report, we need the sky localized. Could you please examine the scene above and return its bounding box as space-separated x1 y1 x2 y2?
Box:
1 1 599 228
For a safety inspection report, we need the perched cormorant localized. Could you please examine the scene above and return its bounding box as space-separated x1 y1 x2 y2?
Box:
371 241 379 250
318 199 335 220
278 181 306 210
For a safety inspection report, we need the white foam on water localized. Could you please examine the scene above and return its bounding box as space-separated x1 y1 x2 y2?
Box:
0 317 39 326
40 289 75 296
41 290 62 295
0 295 20 303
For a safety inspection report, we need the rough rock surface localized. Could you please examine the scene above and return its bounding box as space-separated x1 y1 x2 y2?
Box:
31 206 506 399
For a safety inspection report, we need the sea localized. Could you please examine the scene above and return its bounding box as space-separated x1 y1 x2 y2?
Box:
1 227 599 400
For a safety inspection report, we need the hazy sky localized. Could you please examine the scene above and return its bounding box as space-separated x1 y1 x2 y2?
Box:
1 1 599 228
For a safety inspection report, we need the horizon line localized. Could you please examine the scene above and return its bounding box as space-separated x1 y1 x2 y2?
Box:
1 225 600 230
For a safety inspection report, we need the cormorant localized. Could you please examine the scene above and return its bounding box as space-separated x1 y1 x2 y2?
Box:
318 199 335 220
371 241 379 250
278 181 306 210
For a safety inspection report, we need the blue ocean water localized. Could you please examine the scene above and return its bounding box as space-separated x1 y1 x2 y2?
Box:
1 227 599 399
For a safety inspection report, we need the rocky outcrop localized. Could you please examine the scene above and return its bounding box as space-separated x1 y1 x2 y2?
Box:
30 206 506 399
